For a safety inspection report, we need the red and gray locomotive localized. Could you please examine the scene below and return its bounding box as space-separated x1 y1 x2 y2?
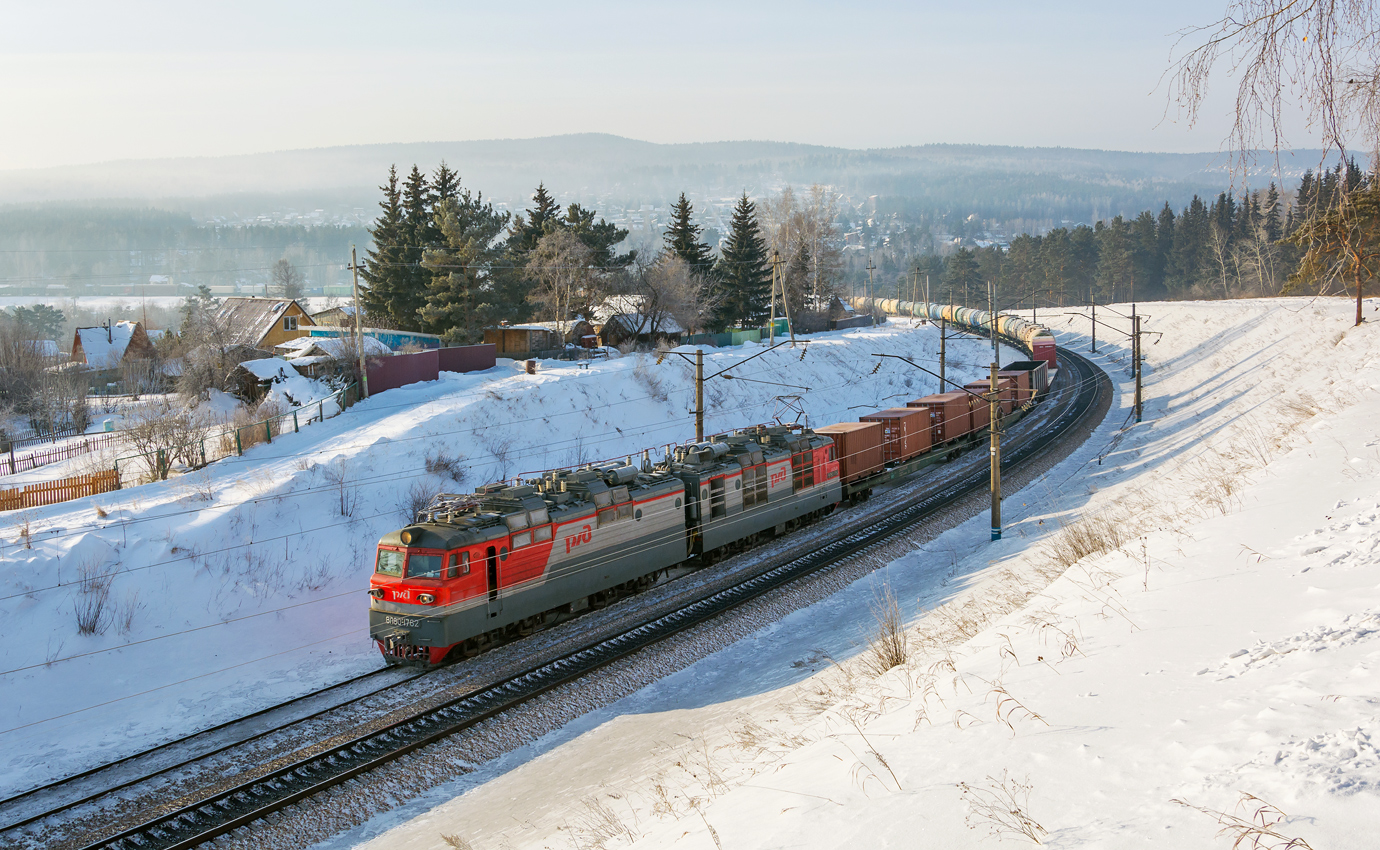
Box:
369 425 841 665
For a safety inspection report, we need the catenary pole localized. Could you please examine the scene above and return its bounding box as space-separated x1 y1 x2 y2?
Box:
989 361 1002 541
695 349 705 442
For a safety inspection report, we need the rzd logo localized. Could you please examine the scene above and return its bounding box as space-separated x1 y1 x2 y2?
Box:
564 524 593 554
769 465 791 488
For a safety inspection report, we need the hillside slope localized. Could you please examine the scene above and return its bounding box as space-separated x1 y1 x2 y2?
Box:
324 298 1380 850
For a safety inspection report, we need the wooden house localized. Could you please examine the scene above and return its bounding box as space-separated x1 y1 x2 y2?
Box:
214 297 315 350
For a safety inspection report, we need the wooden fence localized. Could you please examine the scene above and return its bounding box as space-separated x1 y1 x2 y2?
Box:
0 469 121 512
4 433 122 475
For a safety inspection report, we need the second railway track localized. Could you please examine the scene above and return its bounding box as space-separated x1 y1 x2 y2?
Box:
6 348 1109 850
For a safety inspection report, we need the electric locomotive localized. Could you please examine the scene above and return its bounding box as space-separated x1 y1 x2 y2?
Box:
369 425 842 666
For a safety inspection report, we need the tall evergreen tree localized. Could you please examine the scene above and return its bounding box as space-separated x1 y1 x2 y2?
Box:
562 202 634 269
378 165 434 330
663 193 717 276
1096 216 1134 301
360 165 407 322
943 247 982 304
715 193 771 329
1264 183 1283 243
505 184 563 257
420 188 512 345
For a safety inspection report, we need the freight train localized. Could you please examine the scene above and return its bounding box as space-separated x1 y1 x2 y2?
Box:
368 303 1059 666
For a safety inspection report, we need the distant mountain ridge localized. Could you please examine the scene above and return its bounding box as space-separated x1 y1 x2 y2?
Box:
0 134 1329 222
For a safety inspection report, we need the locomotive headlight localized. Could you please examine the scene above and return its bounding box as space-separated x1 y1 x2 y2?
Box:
417 593 436 604
368 588 384 599
400 529 414 544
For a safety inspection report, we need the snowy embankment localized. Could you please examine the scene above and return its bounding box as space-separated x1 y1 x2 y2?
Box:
331 298 1380 850
0 322 1008 797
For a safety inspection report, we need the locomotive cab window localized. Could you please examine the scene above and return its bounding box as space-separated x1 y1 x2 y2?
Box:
407 554 444 579
375 549 404 577
446 552 470 579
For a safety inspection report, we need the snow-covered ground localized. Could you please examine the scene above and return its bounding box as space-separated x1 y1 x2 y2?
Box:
311 297 1380 850
0 321 1008 797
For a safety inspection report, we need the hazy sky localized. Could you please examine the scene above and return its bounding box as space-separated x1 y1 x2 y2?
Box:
0 0 1318 171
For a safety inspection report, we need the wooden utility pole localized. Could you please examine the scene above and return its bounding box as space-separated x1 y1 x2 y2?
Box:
695 349 705 441
865 258 876 307
989 361 1002 541
348 245 370 399
1090 300 1097 353
772 249 796 347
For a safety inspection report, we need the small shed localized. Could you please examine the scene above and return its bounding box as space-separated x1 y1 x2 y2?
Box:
484 324 563 357
599 314 685 348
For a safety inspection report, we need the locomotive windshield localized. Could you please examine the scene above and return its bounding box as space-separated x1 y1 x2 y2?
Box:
407 554 444 579
375 549 404 577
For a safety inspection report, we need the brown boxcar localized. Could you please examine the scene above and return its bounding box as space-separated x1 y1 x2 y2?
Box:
962 386 991 431
997 369 1033 404
964 378 1017 415
1000 360 1049 395
814 421 884 484
907 392 973 443
858 407 931 463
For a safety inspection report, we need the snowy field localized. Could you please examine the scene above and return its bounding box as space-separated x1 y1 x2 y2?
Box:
0 321 1009 796
311 297 1380 850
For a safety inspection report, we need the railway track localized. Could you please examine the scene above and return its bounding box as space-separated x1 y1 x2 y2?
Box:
0 664 428 834
7 349 1108 850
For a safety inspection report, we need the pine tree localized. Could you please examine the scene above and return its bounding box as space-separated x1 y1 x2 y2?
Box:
360 165 407 322
505 184 562 257
1264 183 1283 242
663 193 717 277
715 193 771 329
562 203 634 269
432 161 461 209
1095 217 1134 301
943 247 981 304
419 186 512 344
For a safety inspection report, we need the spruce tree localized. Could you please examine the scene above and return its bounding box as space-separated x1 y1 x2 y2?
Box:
360 165 407 322
419 186 511 345
1264 183 1283 243
505 184 562 257
943 247 981 305
715 193 771 329
663 193 717 277
563 202 634 269
386 165 433 330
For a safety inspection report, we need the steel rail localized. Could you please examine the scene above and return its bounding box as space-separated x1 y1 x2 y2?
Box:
0 665 428 832
56 349 1106 850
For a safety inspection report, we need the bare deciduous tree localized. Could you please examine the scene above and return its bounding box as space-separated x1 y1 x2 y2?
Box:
1169 1 1380 171
759 184 846 313
633 253 722 336
526 230 600 334
270 258 306 300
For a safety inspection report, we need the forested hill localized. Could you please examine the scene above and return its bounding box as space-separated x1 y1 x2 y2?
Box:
0 134 1327 223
